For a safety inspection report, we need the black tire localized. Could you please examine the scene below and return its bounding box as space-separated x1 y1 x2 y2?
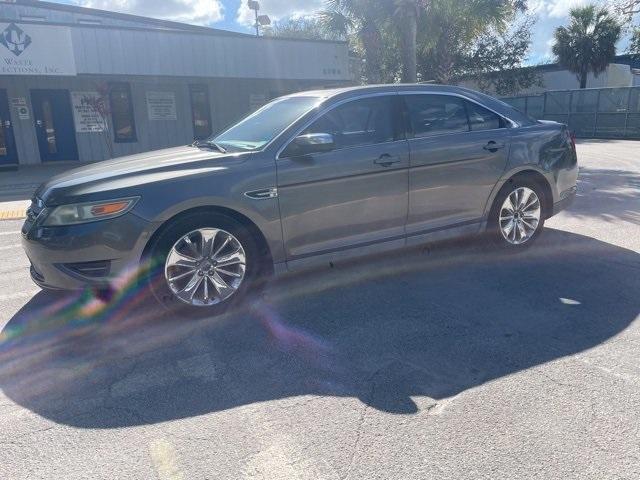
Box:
487 177 547 250
143 211 262 317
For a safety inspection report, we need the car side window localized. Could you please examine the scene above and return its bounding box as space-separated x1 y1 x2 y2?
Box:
404 95 469 138
465 101 504 131
303 96 398 151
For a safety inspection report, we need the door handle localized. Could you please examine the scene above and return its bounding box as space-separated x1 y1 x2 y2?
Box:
374 154 401 167
483 141 505 152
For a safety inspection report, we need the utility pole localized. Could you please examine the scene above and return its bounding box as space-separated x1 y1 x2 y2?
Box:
247 1 270 37
248 1 260 37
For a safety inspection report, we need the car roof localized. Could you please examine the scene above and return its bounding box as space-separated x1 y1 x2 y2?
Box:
284 84 535 127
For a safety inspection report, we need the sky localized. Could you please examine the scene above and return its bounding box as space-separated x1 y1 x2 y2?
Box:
54 0 634 65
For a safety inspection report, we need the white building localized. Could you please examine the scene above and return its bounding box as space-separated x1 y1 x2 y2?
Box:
0 0 352 168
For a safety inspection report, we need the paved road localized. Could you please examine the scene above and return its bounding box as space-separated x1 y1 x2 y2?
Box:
0 140 639 480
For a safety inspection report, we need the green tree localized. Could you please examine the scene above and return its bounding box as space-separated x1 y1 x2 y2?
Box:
615 0 640 16
392 0 426 82
419 0 525 84
461 16 542 95
266 17 341 41
318 0 536 89
631 27 640 58
552 5 622 89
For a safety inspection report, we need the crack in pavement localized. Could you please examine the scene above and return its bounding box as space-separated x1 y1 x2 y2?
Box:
340 365 385 480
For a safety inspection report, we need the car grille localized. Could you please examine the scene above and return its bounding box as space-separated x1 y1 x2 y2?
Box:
62 260 111 278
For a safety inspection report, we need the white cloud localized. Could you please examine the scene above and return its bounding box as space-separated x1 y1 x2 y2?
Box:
528 0 605 18
236 0 324 27
81 0 224 25
546 0 591 18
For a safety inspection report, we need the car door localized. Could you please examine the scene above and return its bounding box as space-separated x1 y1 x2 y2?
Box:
276 94 409 263
402 93 510 239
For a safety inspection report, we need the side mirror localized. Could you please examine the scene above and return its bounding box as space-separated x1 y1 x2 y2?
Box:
285 133 335 157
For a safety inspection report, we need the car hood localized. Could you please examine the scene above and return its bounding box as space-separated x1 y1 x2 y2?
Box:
35 145 244 205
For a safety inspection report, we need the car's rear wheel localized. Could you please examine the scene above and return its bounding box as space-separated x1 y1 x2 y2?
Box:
145 212 260 316
488 179 546 249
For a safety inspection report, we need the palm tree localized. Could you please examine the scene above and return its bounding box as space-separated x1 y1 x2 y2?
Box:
393 0 426 83
552 5 621 89
421 0 520 84
319 0 387 84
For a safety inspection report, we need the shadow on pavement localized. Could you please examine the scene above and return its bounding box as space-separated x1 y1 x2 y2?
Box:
0 229 638 428
565 167 640 225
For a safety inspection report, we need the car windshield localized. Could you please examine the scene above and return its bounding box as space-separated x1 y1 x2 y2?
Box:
210 96 322 152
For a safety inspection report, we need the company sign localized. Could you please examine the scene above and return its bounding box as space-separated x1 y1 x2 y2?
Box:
71 92 106 133
0 23 76 76
146 92 177 120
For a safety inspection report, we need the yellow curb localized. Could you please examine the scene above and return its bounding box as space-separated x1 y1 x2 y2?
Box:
0 209 27 220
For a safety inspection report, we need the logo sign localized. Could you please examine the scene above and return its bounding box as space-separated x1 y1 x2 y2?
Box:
0 23 76 76
0 23 31 56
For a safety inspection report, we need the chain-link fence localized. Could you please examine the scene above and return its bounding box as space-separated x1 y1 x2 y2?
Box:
501 86 640 139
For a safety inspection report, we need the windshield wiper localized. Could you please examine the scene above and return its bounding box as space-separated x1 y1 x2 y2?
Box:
192 140 227 153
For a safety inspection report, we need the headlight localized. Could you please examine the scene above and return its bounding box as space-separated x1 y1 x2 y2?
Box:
42 197 140 226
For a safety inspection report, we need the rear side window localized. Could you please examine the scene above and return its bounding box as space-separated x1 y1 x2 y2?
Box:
304 96 399 150
404 95 468 138
466 101 503 131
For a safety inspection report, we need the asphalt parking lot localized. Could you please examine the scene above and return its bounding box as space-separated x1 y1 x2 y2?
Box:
0 139 639 480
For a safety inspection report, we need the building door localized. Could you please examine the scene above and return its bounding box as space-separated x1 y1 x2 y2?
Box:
0 89 18 167
31 89 78 162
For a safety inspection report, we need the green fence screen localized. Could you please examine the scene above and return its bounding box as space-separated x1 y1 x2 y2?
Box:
501 86 640 139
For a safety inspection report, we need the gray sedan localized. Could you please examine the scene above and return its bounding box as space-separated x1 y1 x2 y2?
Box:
21 85 578 315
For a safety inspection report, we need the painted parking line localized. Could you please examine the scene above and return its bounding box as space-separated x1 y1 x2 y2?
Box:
0 231 21 236
149 438 184 480
0 209 27 221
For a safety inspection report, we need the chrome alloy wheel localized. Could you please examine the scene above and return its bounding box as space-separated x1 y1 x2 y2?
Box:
164 228 246 307
499 186 541 245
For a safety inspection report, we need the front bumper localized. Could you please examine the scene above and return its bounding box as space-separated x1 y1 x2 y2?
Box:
22 211 153 291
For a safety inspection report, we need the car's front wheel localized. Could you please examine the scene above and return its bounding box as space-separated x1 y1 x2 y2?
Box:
488 179 546 249
145 212 260 316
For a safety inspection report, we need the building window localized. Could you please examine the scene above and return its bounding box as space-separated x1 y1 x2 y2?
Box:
109 83 137 143
189 85 212 140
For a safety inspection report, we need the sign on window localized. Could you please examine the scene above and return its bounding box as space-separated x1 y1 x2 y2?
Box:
71 92 106 133
146 91 177 120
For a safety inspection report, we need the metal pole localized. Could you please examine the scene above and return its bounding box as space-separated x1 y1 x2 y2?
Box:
624 87 631 139
594 89 600 138
255 8 259 37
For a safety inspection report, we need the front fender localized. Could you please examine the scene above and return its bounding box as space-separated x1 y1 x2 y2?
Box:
131 155 284 265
